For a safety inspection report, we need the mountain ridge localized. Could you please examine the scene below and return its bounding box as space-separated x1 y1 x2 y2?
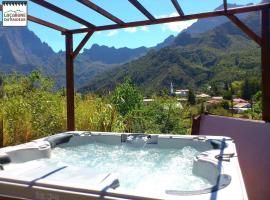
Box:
79 11 261 95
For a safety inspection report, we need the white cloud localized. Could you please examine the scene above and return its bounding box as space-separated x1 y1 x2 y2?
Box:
124 27 138 33
140 26 149 32
106 30 119 37
160 12 198 33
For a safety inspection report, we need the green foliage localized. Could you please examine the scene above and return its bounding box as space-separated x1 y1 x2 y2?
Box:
112 80 143 116
241 78 260 100
223 91 232 100
75 95 125 132
80 21 260 96
221 100 230 110
2 72 66 145
245 91 262 120
188 89 196 105
125 98 189 134
2 73 195 146
0 74 3 98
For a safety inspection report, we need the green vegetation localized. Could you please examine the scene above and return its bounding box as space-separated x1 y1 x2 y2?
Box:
0 72 195 146
79 18 260 96
188 89 196 105
112 79 142 116
0 71 262 146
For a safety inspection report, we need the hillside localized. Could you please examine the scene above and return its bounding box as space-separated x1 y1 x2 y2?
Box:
0 26 148 88
80 44 147 64
79 12 261 95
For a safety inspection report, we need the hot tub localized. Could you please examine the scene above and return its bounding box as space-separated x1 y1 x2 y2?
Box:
0 132 247 200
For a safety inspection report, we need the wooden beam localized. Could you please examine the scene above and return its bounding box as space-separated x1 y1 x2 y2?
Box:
171 0 184 16
76 0 124 24
191 115 201 135
128 0 155 21
30 0 95 28
70 3 270 34
65 33 75 131
227 14 262 46
224 0 228 11
73 31 94 59
28 15 68 32
261 8 270 122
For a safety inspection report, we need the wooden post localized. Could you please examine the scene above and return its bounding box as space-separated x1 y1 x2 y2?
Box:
191 115 201 135
65 33 75 131
224 0 227 11
261 8 270 122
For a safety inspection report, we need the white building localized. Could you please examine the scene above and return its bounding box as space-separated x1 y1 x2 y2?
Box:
233 103 251 114
175 89 189 97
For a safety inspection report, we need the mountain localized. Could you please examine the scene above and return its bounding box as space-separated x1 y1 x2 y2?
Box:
0 26 58 74
186 3 249 34
0 26 147 88
80 44 147 64
155 35 175 49
79 12 261 95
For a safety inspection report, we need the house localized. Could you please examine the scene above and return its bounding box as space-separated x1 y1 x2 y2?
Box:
175 89 189 97
211 96 223 101
206 96 223 105
196 93 210 99
233 102 251 113
233 98 248 104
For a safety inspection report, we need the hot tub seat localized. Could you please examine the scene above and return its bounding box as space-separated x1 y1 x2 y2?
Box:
166 174 231 196
45 133 74 148
0 164 120 193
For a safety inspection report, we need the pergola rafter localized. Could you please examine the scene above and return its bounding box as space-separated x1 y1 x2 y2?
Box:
29 0 95 28
68 4 270 36
0 1 270 130
128 0 155 21
171 0 184 16
73 31 94 59
227 14 262 46
28 15 68 32
76 0 124 25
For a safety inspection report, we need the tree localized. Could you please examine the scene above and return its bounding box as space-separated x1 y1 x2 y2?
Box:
210 83 222 96
112 79 143 116
223 83 233 100
241 78 260 100
188 89 196 105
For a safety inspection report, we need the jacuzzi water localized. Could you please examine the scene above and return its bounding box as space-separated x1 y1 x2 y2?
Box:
36 142 212 193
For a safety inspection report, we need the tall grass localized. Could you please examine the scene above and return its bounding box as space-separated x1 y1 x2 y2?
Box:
75 95 125 132
1 73 193 146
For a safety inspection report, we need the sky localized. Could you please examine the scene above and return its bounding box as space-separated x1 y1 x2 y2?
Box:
22 0 262 52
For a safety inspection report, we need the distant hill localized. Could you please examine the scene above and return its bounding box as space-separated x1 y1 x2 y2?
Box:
79 11 261 95
0 26 147 88
0 26 57 74
80 44 148 64
186 3 248 35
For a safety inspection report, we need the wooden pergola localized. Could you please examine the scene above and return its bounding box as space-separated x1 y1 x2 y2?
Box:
1 0 270 131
